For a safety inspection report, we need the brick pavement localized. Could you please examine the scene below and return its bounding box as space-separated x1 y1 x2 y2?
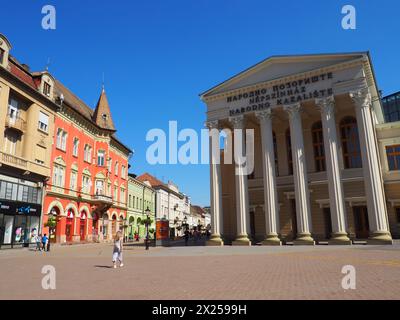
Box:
0 243 399 300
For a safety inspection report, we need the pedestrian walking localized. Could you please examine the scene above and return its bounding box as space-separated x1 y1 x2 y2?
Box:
184 229 189 246
35 234 42 251
41 234 48 252
112 231 124 269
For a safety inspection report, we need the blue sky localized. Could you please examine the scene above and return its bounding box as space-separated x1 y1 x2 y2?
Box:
1 0 399 206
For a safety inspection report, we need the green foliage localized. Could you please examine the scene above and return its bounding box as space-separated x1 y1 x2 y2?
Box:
44 216 57 228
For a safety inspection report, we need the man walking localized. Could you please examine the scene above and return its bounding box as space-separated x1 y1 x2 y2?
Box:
41 234 48 252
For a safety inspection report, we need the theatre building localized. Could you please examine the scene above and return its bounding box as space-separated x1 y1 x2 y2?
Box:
0 34 58 248
201 52 400 246
43 84 132 244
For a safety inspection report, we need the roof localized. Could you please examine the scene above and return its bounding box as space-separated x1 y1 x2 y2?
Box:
190 205 205 216
199 52 370 98
137 173 184 199
8 57 38 90
93 89 116 131
136 173 166 188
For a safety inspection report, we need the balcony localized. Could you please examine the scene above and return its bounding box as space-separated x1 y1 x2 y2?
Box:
5 114 27 133
92 193 114 204
0 151 28 169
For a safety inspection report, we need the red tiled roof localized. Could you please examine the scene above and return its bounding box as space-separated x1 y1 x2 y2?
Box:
8 59 38 89
136 173 166 188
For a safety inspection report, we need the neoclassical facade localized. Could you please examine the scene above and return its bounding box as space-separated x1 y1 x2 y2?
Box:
201 53 399 246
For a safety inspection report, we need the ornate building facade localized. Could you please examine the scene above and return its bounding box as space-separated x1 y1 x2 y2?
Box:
43 84 132 243
0 34 58 248
201 52 399 246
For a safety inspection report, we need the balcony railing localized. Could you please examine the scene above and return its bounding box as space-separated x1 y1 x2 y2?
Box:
5 114 27 133
92 194 114 204
0 151 28 168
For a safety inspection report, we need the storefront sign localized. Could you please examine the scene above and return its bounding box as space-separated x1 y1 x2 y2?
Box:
0 201 41 216
227 72 334 116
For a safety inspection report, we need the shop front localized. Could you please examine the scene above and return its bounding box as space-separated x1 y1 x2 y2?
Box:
0 200 42 249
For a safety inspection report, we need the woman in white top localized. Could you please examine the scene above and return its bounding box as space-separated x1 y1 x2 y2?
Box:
112 231 124 268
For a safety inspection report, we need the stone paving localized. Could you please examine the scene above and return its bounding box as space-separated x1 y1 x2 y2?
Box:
0 242 399 300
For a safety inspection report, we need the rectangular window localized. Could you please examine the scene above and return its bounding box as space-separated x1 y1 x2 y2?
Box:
53 165 65 187
121 188 125 203
62 132 67 151
38 111 49 132
115 162 119 176
386 145 400 171
70 171 77 191
35 145 46 165
56 129 67 151
73 138 79 157
97 150 105 166
43 82 51 97
4 131 18 155
84 145 92 163
396 207 400 224
114 186 118 201
121 165 126 178
82 176 91 194
0 48 4 64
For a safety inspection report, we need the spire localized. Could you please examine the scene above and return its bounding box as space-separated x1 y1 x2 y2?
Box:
93 88 116 131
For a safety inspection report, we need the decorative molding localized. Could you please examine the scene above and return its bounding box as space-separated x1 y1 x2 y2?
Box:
349 87 372 109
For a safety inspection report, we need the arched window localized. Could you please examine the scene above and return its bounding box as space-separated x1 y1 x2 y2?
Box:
273 131 279 176
340 117 362 169
286 129 293 175
312 121 326 172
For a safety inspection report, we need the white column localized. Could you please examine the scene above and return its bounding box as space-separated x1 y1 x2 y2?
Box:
206 120 224 246
230 115 251 246
315 96 351 245
284 103 315 245
255 110 281 245
350 89 393 244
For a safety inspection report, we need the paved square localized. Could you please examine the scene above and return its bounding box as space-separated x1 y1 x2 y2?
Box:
0 243 399 300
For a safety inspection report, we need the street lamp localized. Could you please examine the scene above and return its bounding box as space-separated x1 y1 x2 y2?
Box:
145 206 151 250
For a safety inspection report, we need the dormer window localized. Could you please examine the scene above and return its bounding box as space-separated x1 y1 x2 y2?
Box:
102 114 108 120
43 82 51 97
0 48 4 65
0 34 11 69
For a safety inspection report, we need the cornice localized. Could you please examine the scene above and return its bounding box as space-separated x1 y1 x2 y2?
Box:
202 58 365 103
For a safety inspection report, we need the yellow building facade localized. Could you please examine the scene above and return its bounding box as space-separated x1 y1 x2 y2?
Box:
0 34 58 248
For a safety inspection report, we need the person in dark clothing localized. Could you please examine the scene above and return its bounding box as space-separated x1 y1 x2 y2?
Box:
184 229 189 246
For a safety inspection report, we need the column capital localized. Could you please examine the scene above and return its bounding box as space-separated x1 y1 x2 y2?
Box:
350 88 372 109
283 102 302 120
205 120 219 130
229 115 245 129
255 109 273 121
315 95 335 117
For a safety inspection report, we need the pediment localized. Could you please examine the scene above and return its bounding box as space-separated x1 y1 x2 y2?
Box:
201 53 367 98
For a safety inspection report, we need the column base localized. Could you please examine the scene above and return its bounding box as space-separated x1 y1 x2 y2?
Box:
206 234 224 246
328 232 352 245
367 231 393 245
294 233 315 246
261 234 282 246
232 235 252 246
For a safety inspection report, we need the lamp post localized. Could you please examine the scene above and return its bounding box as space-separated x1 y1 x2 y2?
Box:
145 207 151 250
183 216 188 232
